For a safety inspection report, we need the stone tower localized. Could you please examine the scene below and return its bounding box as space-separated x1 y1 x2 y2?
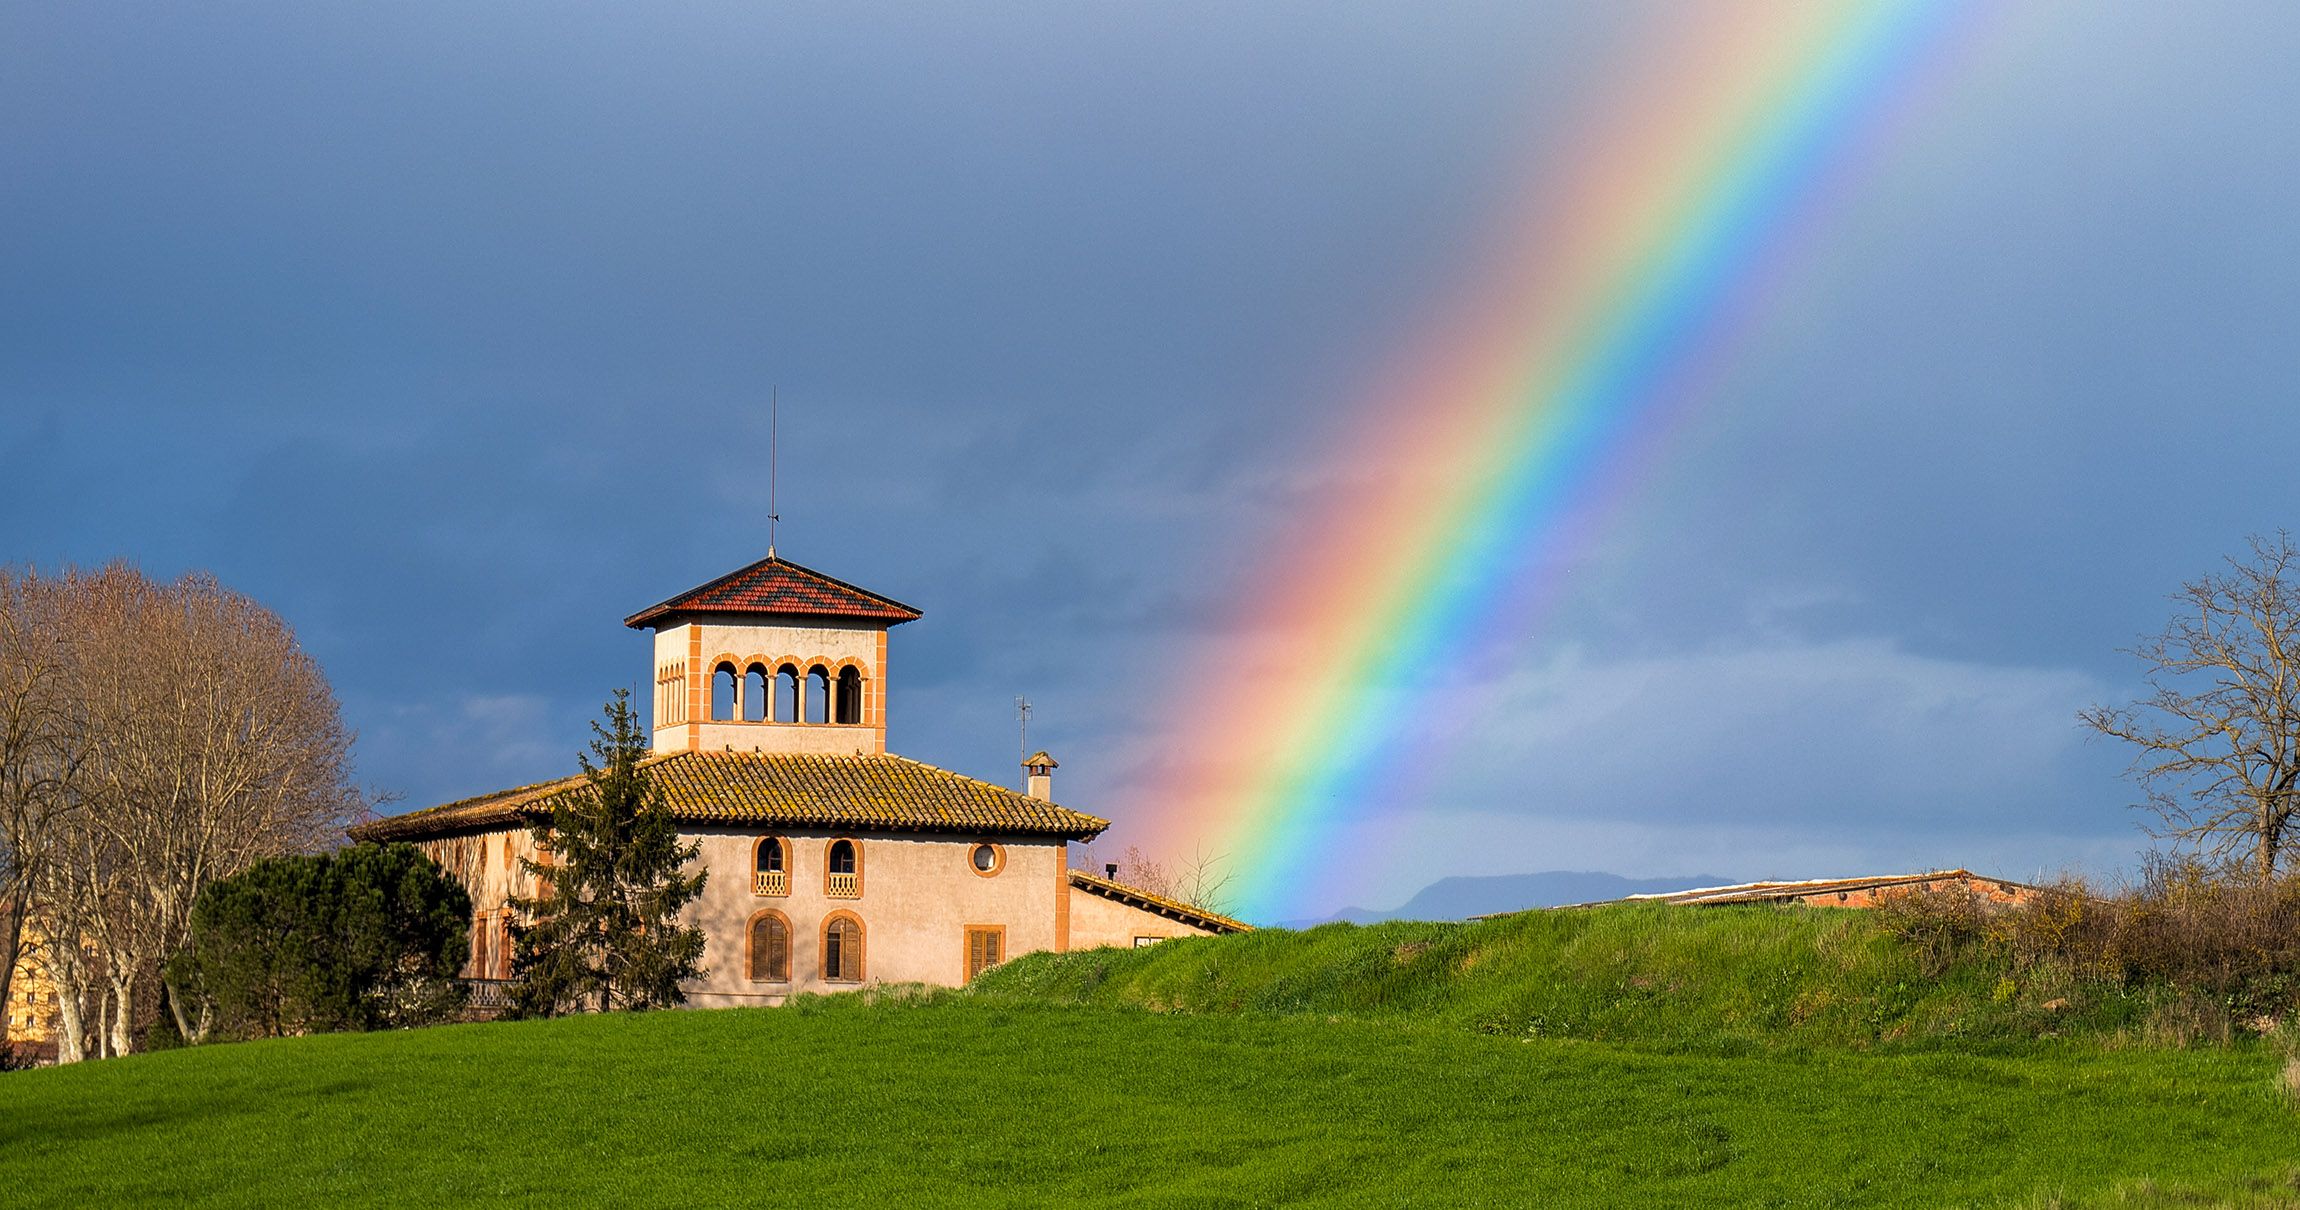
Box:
624 554 922 756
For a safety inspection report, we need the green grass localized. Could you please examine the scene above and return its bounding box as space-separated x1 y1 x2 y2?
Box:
10 906 2299 1205
973 904 2199 1052
4 993 2296 1207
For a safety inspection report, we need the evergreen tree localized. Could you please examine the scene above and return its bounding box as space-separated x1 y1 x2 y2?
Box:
509 689 707 1015
176 842 469 1040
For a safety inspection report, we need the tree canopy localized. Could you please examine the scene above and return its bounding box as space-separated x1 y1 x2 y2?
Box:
175 842 470 1040
0 564 360 1060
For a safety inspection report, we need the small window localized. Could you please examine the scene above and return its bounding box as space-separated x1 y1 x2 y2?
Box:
807 666 832 724
836 666 863 725
748 912 791 982
777 665 801 722
1134 936 1163 948
472 915 492 977
824 914 864 982
753 837 788 896
964 926 1005 983
968 843 1004 876
712 663 738 721
827 839 861 898
743 665 770 722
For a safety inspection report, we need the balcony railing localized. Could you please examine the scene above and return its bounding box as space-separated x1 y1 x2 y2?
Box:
827 871 860 898
463 978 514 1020
753 869 788 896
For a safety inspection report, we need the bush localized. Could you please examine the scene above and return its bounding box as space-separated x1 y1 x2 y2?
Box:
174 842 470 1040
1876 857 2300 1038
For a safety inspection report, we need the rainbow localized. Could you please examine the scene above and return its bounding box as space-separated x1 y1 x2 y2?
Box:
1124 1 1990 922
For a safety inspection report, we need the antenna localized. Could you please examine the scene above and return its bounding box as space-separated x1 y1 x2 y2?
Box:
1015 695 1032 770
768 386 781 557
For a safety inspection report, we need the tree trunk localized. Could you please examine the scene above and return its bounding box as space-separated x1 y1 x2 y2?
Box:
107 968 137 1056
163 966 208 1045
46 933 89 1063
54 980 86 1064
0 889 25 1032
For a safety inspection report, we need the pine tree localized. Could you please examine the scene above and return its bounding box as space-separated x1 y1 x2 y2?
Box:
508 689 708 1015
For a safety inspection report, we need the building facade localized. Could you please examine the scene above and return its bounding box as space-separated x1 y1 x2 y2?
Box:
349 554 1244 1005
5 921 62 1061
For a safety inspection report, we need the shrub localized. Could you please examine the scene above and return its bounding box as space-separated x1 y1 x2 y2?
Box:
1877 857 2300 1038
173 842 470 1040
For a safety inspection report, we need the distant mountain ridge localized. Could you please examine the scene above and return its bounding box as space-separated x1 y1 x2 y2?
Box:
1282 871 1733 928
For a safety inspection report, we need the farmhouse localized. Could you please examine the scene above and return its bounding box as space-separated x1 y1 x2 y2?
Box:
349 553 1244 1005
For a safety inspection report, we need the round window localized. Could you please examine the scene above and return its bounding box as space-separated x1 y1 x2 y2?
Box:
971 844 999 873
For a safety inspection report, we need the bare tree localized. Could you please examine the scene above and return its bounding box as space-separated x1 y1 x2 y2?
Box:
2082 533 2300 880
0 570 83 1034
1116 843 1236 915
29 565 360 1059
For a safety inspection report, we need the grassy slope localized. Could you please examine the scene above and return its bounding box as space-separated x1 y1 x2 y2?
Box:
3 995 2295 1207
10 906 2299 1206
971 904 2175 1053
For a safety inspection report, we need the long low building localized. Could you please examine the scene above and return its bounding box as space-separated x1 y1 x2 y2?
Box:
350 552 1245 1005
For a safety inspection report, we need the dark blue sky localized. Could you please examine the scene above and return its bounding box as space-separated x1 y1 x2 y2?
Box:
7 3 2299 914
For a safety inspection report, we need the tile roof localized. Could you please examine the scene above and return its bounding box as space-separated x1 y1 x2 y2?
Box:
348 750 1109 843
1483 869 2047 915
1622 870 2040 906
1067 868 1252 934
624 555 922 629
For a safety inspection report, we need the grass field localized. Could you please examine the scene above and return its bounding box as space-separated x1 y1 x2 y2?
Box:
971 904 2215 1053
10 906 2300 1206
5 992 2297 1207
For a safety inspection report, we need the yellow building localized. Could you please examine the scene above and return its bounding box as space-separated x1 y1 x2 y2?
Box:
349 553 1245 1006
6 921 62 1059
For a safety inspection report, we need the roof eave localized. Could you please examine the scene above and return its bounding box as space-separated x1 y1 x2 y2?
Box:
622 604 921 630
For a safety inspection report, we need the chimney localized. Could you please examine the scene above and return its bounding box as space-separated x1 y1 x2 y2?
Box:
1023 750 1058 802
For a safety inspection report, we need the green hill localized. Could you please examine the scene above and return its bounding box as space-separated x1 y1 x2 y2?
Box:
7 906 2298 1207
973 902 2226 1053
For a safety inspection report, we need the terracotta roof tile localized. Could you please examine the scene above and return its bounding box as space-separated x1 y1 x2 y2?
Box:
348 750 1107 843
624 555 922 629
1067 868 1251 934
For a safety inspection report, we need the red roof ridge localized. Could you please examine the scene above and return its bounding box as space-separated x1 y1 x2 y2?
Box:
624 554 922 629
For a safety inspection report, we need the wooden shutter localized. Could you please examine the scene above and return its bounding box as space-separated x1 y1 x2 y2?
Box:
826 918 859 981
965 928 1004 983
749 915 789 982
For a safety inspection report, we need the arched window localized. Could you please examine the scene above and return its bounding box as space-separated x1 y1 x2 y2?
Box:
743 665 770 722
753 837 788 896
807 666 832 724
777 664 801 723
836 666 863 725
823 913 864 983
747 911 791 982
712 662 738 721
471 914 491 979
826 838 861 898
